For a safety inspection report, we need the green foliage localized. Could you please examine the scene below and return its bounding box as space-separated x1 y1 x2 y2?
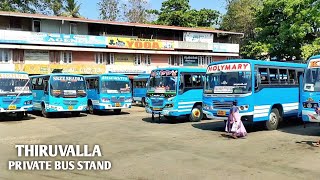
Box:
149 0 219 27
301 38 320 60
61 0 81 18
0 0 40 13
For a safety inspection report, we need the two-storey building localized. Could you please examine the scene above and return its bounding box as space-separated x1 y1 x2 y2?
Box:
0 11 243 80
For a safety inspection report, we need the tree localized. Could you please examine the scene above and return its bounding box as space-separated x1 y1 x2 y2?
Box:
220 0 263 39
98 0 121 21
123 0 151 23
245 0 320 60
301 38 320 60
61 0 81 18
0 0 41 13
150 0 220 27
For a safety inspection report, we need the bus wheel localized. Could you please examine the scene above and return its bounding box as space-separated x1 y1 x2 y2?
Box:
114 109 121 115
266 108 280 130
71 112 81 117
189 105 203 122
88 103 95 114
141 98 146 107
16 112 24 120
41 104 50 118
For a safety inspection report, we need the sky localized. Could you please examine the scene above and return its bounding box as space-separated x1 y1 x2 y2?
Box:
79 0 227 20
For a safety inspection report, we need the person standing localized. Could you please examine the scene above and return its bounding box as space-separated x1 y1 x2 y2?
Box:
225 101 247 139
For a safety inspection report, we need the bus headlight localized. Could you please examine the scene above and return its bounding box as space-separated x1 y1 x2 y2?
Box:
125 98 132 102
24 100 32 105
101 98 110 103
238 105 249 111
164 103 174 108
203 104 213 110
303 102 318 108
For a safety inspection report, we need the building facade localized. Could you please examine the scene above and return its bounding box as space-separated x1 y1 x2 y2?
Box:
0 11 243 79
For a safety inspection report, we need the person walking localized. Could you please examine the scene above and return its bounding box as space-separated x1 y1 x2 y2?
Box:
225 101 247 139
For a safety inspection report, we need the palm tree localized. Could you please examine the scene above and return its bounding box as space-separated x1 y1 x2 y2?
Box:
61 0 82 18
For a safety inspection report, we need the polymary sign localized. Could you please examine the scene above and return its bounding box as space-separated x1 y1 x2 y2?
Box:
0 30 107 47
207 63 251 73
107 37 174 50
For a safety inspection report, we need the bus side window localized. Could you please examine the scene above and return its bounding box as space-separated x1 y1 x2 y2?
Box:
44 80 48 94
258 68 269 84
269 68 280 85
85 79 90 89
184 74 193 87
297 71 303 84
94 78 99 92
179 74 184 92
279 69 288 84
191 74 203 87
288 69 296 84
31 78 37 90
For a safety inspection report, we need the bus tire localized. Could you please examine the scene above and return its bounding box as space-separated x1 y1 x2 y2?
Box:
88 102 95 114
189 105 203 122
141 97 146 107
71 112 81 117
41 104 51 118
265 108 280 130
16 112 24 120
114 109 121 115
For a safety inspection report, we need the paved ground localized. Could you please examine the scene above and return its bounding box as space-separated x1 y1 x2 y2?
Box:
1 106 320 180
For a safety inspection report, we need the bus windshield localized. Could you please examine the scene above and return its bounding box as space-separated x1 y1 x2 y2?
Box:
304 67 320 92
101 80 131 94
148 76 177 93
50 75 86 96
205 68 252 94
0 74 31 94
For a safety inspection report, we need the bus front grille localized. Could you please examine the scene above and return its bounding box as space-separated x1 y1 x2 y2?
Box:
212 101 233 109
63 100 78 106
111 96 125 103
2 98 21 104
151 99 164 106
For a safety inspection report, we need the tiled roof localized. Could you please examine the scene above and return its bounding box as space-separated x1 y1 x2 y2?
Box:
0 11 244 35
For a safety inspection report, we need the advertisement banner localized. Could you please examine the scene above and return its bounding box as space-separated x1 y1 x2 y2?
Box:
0 30 107 47
114 54 135 65
175 41 210 50
15 64 106 74
107 37 174 50
212 43 240 53
183 32 213 43
183 56 199 66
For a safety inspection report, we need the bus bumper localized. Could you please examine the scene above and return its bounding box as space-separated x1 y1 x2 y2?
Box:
203 110 254 121
46 105 87 112
203 110 228 120
145 107 180 116
0 105 33 112
94 103 132 110
302 110 320 122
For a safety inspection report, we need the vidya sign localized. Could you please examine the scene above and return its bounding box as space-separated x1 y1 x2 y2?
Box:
0 30 107 47
108 37 174 50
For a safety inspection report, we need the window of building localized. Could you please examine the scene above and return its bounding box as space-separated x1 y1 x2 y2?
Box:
95 53 107 64
145 55 151 65
9 18 22 30
168 55 182 66
49 51 60 64
61 51 72 64
70 23 78 34
12 50 24 64
0 49 12 63
134 54 142 65
206 56 213 65
32 20 41 32
198 56 205 66
107 53 115 65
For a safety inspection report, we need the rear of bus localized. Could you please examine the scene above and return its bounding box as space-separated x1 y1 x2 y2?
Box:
99 74 132 113
46 74 87 115
133 74 148 106
0 72 32 119
202 61 254 122
301 56 320 122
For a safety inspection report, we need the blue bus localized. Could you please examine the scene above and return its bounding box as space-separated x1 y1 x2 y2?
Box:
301 55 320 123
202 59 306 130
85 74 132 114
133 74 149 106
30 74 87 118
0 71 33 119
145 67 206 122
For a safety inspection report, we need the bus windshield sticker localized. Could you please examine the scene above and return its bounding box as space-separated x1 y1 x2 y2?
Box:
53 76 84 82
214 86 234 93
0 74 29 79
63 90 77 96
207 63 251 73
101 76 129 81
151 70 178 77
308 59 320 68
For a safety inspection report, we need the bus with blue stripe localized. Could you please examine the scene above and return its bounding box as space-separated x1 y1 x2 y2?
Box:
203 59 306 130
30 74 87 118
145 67 206 122
133 74 149 106
0 71 33 119
301 55 320 123
85 74 132 114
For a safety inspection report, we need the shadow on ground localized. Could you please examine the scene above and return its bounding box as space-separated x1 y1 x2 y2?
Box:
30 111 88 119
92 111 130 116
0 114 36 122
142 116 191 124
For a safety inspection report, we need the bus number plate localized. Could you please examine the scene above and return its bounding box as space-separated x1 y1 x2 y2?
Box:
8 105 16 110
217 110 226 116
115 103 121 107
68 106 73 110
153 108 161 111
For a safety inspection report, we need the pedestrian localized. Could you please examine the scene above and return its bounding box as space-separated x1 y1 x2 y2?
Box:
225 101 247 139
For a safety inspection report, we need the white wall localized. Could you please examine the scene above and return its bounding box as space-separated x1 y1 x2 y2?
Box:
41 20 88 35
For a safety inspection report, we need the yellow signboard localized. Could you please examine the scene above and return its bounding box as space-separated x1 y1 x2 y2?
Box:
108 37 174 50
114 54 134 65
15 64 106 74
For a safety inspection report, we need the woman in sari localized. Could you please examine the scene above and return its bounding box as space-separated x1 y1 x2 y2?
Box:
225 101 247 139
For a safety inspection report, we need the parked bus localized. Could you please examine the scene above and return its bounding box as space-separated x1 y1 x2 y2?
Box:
85 74 132 114
301 55 320 123
133 74 149 106
202 59 306 130
145 67 206 122
0 71 33 119
30 74 87 118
